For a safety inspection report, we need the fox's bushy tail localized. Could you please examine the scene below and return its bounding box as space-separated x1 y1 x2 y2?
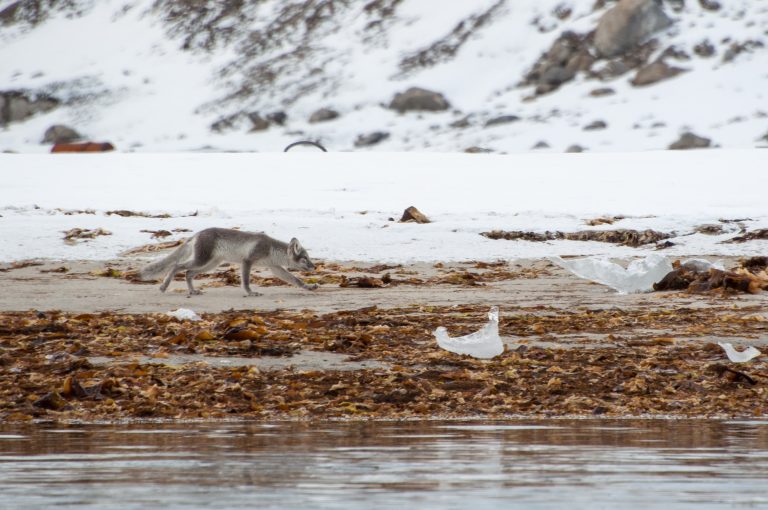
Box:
138 243 187 280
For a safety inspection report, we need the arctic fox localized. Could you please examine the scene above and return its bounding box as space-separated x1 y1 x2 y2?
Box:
139 228 318 296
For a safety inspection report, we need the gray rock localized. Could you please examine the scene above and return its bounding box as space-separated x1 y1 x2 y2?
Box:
388 87 450 113
594 0 673 58
669 132 711 150
450 117 471 129
631 59 685 86
693 40 715 58
309 108 339 123
266 111 287 125
0 90 59 125
247 112 269 131
42 124 81 144
485 115 520 127
584 120 608 131
532 141 551 149
589 87 616 97
565 144 586 153
698 0 721 11
524 31 593 95
464 146 493 153
354 131 389 147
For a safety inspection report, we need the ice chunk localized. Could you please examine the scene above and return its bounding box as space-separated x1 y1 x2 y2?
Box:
718 342 762 363
681 258 725 272
434 306 504 359
166 308 202 321
551 254 673 294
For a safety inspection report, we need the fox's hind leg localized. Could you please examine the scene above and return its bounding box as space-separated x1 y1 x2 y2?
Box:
184 259 220 297
159 265 180 293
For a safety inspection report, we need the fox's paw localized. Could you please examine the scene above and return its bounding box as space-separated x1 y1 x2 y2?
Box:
304 283 319 291
187 289 203 297
245 291 263 297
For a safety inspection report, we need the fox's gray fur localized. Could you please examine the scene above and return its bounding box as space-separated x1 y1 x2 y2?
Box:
139 227 318 297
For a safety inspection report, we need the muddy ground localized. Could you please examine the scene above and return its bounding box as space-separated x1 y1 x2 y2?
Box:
1 256 767 422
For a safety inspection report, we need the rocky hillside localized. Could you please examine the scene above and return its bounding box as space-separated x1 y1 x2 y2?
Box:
1 0 766 152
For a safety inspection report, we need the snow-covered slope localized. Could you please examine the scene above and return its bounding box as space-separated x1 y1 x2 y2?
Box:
0 0 766 153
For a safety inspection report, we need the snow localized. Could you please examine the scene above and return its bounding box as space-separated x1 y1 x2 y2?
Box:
1 150 766 263
0 0 766 153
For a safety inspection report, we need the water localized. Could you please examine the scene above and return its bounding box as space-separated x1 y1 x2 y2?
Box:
1 420 767 509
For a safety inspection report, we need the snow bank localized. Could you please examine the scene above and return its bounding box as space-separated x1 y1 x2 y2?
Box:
0 150 766 263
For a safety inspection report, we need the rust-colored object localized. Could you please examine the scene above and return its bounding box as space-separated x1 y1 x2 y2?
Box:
51 142 115 153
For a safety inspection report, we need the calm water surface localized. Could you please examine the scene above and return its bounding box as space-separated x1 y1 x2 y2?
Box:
0 420 767 509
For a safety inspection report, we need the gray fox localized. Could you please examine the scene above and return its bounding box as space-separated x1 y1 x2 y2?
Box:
138 227 318 296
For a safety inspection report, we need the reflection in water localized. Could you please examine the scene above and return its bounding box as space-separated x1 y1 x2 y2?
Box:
0 420 767 509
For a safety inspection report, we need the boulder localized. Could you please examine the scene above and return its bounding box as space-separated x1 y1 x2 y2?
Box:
532 141 551 149
523 31 593 95
693 40 715 58
594 0 673 58
266 111 287 125
668 132 711 150
0 90 59 125
388 87 450 113
309 108 339 123
565 144 586 153
589 87 616 97
631 59 685 86
42 124 81 144
354 131 389 147
464 146 493 153
400 206 430 224
484 115 520 127
583 120 607 131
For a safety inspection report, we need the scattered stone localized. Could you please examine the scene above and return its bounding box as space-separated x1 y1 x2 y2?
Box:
661 45 690 61
594 0 673 58
464 146 494 153
668 132 711 150
309 108 339 123
450 117 471 129
566 144 586 153
583 120 607 131
585 216 625 226
247 112 269 131
589 87 616 97
42 124 81 144
484 115 520 127
354 131 389 147
532 141 550 149
266 111 287 125
51 142 115 153
400 206 430 224
698 0 721 11
63 228 112 243
693 40 716 58
553 3 572 20
631 59 686 86
210 113 241 133
388 87 450 113
0 90 59 125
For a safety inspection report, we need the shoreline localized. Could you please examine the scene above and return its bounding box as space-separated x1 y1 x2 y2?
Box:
1 257 767 423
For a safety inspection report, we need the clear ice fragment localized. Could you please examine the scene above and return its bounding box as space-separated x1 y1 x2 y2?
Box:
166 308 202 321
718 342 762 363
434 306 504 359
550 254 673 294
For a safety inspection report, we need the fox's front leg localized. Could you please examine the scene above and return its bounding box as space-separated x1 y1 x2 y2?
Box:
241 260 262 297
269 265 318 291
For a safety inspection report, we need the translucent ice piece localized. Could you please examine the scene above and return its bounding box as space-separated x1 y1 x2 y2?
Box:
718 342 762 363
551 254 673 294
166 308 202 321
434 306 504 359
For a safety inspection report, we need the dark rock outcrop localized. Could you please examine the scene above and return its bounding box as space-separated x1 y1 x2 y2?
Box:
388 87 450 113
668 132 711 150
354 131 389 147
631 59 686 86
594 0 673 58
0 90 59 125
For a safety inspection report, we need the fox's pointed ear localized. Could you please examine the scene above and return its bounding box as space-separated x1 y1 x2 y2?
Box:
288 238 302 256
